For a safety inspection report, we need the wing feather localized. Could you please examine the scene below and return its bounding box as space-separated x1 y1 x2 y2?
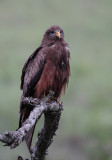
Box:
20 46 46 97
21 47 42 89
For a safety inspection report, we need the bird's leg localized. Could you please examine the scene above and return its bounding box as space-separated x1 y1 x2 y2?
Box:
48 96 55 103
51 96 61 105
43 92 46 97
46 93 61 105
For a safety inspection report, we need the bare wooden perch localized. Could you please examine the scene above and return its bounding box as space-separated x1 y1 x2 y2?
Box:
0 91 63 160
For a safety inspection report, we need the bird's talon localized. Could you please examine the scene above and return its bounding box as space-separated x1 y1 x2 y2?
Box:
56 99 61 105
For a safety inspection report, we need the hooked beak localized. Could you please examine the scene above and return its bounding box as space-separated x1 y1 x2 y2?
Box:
55 31 61 38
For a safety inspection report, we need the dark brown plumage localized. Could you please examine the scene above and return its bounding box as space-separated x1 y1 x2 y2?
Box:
19 25 70 151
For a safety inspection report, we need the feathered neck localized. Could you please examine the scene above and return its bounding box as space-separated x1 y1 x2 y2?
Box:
41 37 67 47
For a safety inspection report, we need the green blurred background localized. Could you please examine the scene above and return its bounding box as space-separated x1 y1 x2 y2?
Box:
0 0 112 160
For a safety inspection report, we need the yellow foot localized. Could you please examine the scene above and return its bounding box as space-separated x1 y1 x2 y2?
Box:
51 97 61 105
48 97 61 104
56 99 61 105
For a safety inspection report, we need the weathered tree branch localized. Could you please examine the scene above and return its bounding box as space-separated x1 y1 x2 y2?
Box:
0 91 63 160
30 107 62 160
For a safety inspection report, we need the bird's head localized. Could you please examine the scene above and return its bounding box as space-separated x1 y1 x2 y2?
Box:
42 25 64 45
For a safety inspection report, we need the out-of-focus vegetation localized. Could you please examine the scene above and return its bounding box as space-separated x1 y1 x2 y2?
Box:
0 0 112 160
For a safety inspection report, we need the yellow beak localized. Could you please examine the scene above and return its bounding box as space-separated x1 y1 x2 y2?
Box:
56 31 60 38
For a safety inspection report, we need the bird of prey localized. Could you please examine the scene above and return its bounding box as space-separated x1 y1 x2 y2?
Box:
19 25 70 151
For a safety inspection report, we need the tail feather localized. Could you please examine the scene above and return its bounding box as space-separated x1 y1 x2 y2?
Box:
19 104 36 152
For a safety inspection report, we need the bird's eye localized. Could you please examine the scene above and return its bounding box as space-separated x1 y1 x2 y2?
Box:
60 30 63 34
50 30 55 34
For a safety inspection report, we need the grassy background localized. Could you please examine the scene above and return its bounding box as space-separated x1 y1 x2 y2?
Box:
0 0 112 160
